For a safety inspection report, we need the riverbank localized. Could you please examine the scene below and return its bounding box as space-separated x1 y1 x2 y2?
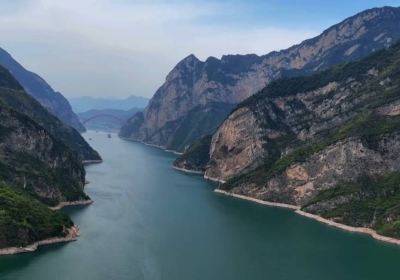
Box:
172 166 204 175
119 136 183 155
204 175 226 184
215 189 400 246
214 189 299 210
83 159 103 165
0 226 80 256
50 200 94 210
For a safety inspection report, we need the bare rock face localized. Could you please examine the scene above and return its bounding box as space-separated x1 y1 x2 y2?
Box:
0 101 88 206
206 81 345 181
212 40 400 202
121 6 400 152
227 136 400 205
208 42 400 237
205 107 266 181
0 64 91 205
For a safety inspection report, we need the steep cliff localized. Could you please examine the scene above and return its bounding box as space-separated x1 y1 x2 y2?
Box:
207 42 400 238
121 6 400 152
0 48 85 132
0 98 89 206
0 66 101 161
0 64 92 249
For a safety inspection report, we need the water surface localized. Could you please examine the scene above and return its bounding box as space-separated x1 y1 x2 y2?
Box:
1 131 400 280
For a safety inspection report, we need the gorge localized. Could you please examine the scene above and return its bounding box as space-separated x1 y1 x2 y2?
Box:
2 3 400 280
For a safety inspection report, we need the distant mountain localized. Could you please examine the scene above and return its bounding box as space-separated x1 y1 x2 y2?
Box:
120 6 400 152
78 108 141 132
70 96 149 113
0 48 85 132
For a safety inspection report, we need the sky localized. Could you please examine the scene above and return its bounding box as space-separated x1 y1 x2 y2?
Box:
0 0 399 98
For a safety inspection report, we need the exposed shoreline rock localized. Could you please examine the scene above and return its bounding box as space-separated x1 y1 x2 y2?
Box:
82 159 103 165
119 136 183 155
172 166 204 175
204 175 226 184
215 190 400 246
49 200 94 211
0 226 80 256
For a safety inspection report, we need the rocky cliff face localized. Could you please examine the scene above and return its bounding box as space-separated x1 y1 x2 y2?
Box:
206 43 400 181
121 6 400 152
0 98 88 206
0 64 92 249
0 66 101 161
0 48 85 132
173 135 212 173
205 42 400 238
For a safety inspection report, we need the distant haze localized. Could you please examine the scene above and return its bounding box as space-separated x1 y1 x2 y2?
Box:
69 96 149 113
0 1 399 98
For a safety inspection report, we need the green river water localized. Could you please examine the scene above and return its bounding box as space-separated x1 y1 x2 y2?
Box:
0 131 399 280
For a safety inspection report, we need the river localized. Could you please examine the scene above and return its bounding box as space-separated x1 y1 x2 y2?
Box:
1 131 399 280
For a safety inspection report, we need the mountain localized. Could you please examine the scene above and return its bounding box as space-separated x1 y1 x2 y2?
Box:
0 67 101 162
196 42 400 239
0 100 89 205
0 66 91 249
0 48 85 132
120 6 400 153
78 108 142 132
0 65 90 205
70 95 149 113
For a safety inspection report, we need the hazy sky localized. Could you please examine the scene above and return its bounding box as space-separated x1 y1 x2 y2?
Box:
0 0 399 98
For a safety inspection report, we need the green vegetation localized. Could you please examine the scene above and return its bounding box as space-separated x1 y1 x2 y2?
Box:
218 43 400 239
224 112 400 190
223 42 400 190
239 42 400 111
0 183 73 248
302 173 400 238
0 65 85 249
173 135 212 172
0 86 101 161
0 103 88 206
168 102 235 152
0 152 89 206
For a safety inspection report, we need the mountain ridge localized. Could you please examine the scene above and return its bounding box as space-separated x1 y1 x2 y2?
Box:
70 95 149 113
120 6 400 152
195 41 400 238
0 48 85 132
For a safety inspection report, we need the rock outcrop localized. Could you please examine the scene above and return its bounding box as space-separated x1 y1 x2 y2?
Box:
205 42 400 238
0 47 85 132
121 6 400 152
0 97 88 205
